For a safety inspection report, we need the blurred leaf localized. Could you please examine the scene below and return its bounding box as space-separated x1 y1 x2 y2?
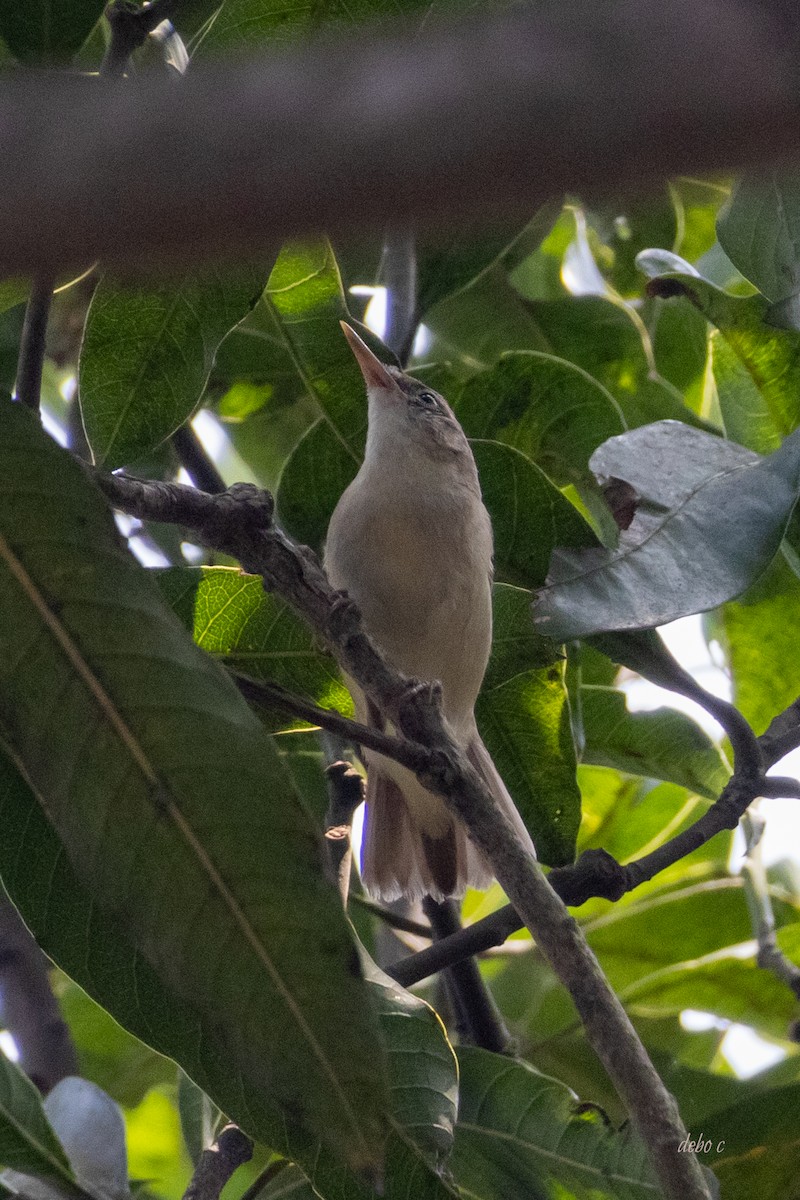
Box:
153 567 351 729
584 879 760 994
535 420 800 639
0 2 104 63
260 1166 314 1198
477 585 580 866
703 1084 800 1200
717 172 800 303
647 296 710 414
646 272 800 437
472 440 597 589
42 1080 128 1200
197 0 432 53
450 1047 660 1199
580 686 729 798
79 265 267 466
425 269 552 365
0 1055 79 1193
0 402 387 1172
578 773 731 891
456 351 626 486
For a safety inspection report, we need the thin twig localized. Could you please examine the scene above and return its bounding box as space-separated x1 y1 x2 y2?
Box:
422 896 511 1054
741 812 800 1004
95 472 711 1200
15 276 55 414
349 894 432 938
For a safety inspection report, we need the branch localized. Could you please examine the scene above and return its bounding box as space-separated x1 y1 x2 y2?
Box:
171 425 227 495
741 811 800 1004
96 473 711 1200
3 0 800 276
422 897 511 1054
0 892 79 1093
181 1123 253 1200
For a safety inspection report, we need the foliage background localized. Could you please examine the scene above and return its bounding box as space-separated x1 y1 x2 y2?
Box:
1 4 800 1200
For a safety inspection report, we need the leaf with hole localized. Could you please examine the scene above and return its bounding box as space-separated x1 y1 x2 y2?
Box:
535 419 800 639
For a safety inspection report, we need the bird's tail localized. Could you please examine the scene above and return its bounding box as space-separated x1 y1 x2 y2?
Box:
360 730 535 902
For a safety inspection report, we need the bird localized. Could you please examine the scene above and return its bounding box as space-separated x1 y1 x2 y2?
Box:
324 321 536 901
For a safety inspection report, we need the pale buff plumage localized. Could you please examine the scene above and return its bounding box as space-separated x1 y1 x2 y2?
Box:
324 324 535 900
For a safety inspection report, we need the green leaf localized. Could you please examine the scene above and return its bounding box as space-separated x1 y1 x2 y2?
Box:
276 417 359 550
0 1054 79 1193
58 983 174 1110
79 264 267 466
535 420 800 639
646 272 800 437
278 956 461 1200
580 685 729 798
362 956 458 1169
456 351 626 486
416 203 560 317
717 172 800 303
153 566 351 729
0 2 104 63
0 281 27 317
197 0 429 53
507 291 709 431
702 1084 800 1200
709 330 781 454
477 585 580 867
471 441 597 590
0 402 387 1173
450 1047 660 1200
263 240 378 458
713 560 800 735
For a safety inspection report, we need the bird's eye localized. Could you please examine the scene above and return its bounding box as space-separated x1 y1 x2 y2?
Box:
417 391 437 407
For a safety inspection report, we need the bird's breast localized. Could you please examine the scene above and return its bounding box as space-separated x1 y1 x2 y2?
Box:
325 478 493 727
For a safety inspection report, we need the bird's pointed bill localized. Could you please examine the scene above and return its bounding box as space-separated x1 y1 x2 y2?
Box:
340 322 396 391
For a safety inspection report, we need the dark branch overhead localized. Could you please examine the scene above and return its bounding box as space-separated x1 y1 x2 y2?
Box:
3 0 800 277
